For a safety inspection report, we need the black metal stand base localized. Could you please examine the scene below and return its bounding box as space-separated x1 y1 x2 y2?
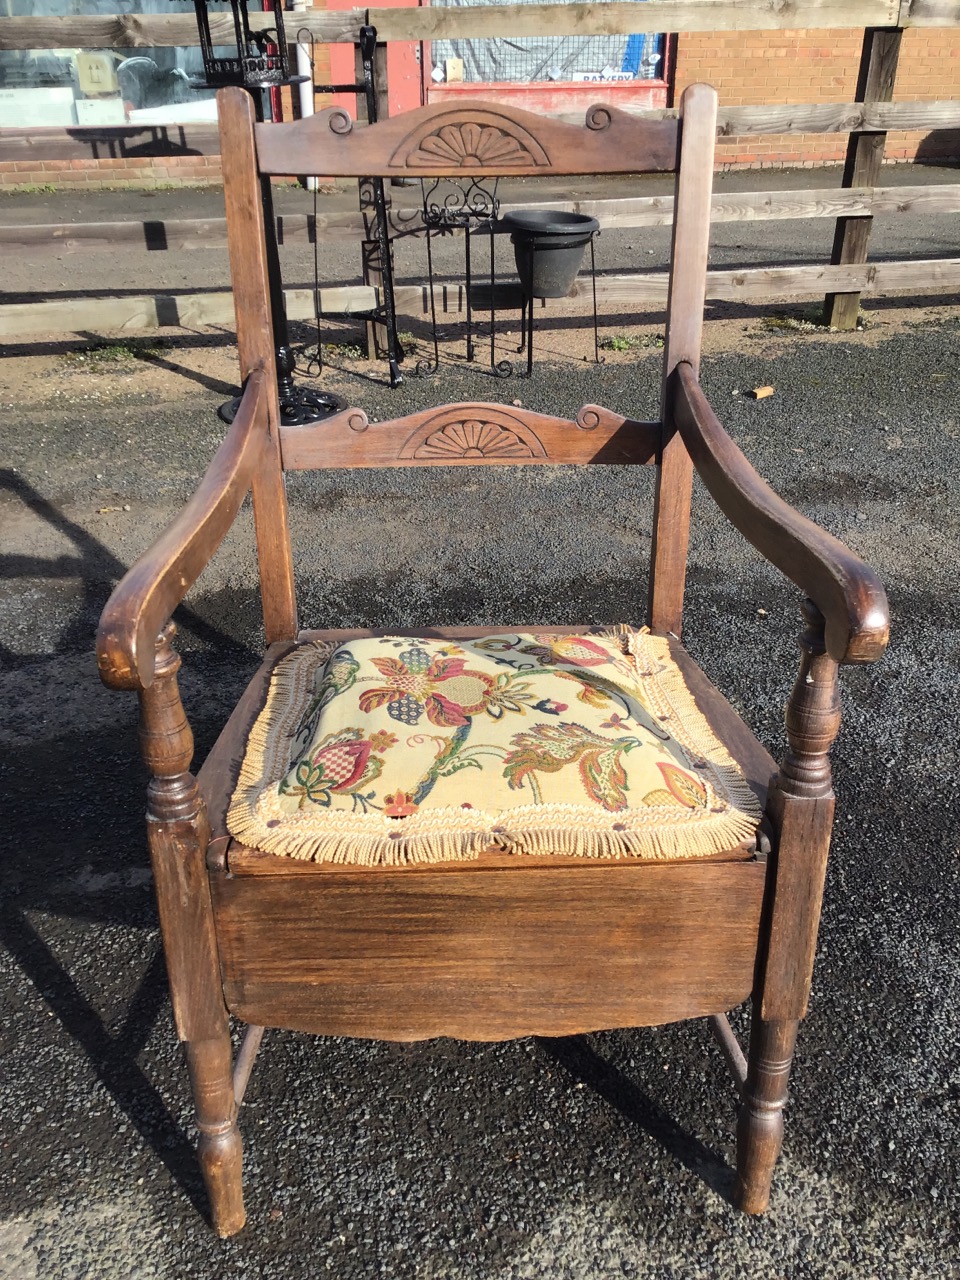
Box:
217 384 345 427
218 348 344 425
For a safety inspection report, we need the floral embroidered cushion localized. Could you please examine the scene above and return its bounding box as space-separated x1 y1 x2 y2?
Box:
227 628 761 865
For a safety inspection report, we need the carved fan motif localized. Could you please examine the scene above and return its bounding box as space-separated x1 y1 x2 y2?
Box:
406 418 543 460
391 115 551 170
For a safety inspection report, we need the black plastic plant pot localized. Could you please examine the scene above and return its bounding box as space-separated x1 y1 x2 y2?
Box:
503 210 600 300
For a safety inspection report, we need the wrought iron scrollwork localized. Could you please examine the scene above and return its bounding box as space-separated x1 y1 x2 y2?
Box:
414 175 509 376
420 176 502 230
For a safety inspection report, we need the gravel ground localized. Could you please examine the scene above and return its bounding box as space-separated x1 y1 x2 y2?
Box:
2 229 960 1276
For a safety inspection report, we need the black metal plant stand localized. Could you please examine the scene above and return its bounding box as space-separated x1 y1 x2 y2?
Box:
415 185 603 379
357 27 404 387
303 26 404 387
417 175 532 378
233 94 345 426
183 0 343 424
502 209 602 377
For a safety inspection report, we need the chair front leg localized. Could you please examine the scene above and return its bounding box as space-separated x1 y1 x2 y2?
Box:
736 599 841 1213
736 1014 799 1212
140 624 245 1236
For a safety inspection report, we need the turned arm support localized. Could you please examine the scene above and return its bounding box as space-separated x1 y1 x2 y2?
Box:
96 370 268 691
673 362 889 666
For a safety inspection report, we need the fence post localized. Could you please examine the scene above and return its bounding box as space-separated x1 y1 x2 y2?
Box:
823 26 903 330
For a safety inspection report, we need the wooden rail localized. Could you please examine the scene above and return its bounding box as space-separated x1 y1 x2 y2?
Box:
2 257 958 339
5 1 960 51
0 10 363 51
4 100 960 168
5 181 959 259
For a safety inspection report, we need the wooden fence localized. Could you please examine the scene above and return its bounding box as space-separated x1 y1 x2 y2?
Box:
2 0 960 340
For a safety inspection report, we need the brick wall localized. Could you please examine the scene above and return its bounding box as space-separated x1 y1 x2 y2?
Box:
674 26 960 169
888 27 960 162
0 153 223 191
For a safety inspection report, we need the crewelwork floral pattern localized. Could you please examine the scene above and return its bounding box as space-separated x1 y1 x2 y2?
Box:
279 726 390 812
503 722 642 810
228 629 763 865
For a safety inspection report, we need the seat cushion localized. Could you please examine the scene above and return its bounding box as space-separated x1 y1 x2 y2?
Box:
227 627 762 866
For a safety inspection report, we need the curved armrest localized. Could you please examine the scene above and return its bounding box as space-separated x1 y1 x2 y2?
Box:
674 361 889 665
96 371 269 691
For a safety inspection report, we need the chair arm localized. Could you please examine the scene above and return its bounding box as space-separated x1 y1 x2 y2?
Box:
96 371 269 691
674 361 889 665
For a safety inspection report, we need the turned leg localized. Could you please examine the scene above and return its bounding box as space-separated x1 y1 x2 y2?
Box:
737 600 841 1213
185 1035 245 1237
735 1013 798 1213
140 625 246 1235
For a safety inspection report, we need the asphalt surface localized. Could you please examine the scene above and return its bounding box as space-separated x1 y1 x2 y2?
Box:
2 190 960 1276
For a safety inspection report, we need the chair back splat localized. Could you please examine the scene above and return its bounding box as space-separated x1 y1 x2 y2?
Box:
95 80 889 1238
219 82 718 643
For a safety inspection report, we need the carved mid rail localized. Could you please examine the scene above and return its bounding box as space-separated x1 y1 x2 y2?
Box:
278 401 661 470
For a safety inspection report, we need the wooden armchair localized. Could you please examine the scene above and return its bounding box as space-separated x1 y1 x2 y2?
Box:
96 85 889 1236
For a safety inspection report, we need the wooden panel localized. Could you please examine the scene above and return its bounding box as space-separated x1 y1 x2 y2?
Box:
3 101 958 168
368 1 900 41
0 218 232 254
650 83 718 640
0 11 363 50
218 87 297 647
701 183 960 222
211 859 767 1040
255 102 680 178
574 257 960 304
0 292 237 336
825 27 903 330
717 99 960 135
0 3 907 52
279 401 660 470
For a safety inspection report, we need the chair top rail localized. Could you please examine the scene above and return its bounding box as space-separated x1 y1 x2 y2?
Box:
253 97 680 179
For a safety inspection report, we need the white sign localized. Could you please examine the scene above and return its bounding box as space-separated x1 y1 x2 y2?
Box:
571 71 634 83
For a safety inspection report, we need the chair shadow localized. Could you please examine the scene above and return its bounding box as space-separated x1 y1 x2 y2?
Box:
0 467 252 669
0 903 208 1220
536 1034 737 1204
73 332 241 399
0 468 258 1226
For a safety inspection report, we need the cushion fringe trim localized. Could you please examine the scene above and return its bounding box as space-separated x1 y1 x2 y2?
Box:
226 629 762 866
